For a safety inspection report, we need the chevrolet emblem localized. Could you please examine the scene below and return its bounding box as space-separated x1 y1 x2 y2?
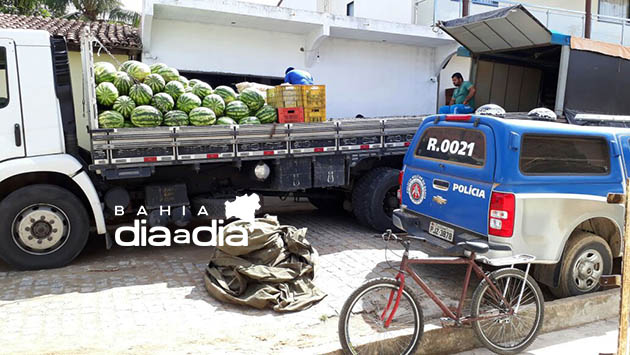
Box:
433 195 447 205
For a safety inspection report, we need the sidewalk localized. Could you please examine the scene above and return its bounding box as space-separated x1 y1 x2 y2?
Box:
458 318 619 355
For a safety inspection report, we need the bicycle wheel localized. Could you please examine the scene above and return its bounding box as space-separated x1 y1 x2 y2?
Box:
338 278 423 355
471 268 544 354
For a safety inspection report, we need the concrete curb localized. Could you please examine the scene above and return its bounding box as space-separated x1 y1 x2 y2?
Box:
313 289 620 354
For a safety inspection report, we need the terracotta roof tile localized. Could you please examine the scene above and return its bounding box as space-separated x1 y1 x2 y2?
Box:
0 13 142 50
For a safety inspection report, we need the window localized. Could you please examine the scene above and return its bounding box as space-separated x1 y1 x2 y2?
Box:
346 1 354 16
0 47 8 108
599 0 629 19
520 135 610 175
415 127 486 167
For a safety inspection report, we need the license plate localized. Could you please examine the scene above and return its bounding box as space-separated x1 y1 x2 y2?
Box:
428 221 454 242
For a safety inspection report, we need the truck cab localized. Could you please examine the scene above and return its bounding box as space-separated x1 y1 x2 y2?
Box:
395 113 626 298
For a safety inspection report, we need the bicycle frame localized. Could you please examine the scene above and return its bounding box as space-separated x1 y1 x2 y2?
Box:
381 248 517 327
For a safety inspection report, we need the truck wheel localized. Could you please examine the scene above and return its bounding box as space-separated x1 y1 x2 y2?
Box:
0 185 89 270
352 167 400 231
550 231 613 298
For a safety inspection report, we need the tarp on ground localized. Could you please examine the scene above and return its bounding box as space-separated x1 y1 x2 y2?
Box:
204 215 326 312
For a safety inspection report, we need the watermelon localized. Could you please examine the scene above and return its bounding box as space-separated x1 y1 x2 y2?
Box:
94 62 116 84
129 83 153 105
255 105 278 124
163 110 189 126
113 71 134 96
189 107 216 126
189 79 203 87
202 94 225 116
144 73 166 93
177 93 202 113
131 105 163 127
214 86 238 104
150 63 168 74
96 82 119 106
225 100 249 120
113 96 136 118
239 116 261 125
192 82 213 99
216 117 236 125
123 121 135 128
98 110 124 128
126 62 151 82
151 92 175 113
164 81 186 101
240 88 265 112
158 67 180 83
119 60 140 72
178 76 190 87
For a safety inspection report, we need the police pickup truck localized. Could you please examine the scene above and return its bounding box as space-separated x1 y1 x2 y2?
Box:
394 110 626 298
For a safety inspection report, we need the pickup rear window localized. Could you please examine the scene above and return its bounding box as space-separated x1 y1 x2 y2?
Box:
415 127 485 167
520 135 610 175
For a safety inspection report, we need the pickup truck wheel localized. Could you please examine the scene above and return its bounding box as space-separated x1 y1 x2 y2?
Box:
550 232 613 298
352 167 399 231
0 185 89 270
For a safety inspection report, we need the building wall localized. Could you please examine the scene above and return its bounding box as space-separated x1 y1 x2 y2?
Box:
322 0 414 23
68 51 129 149
146 18 439 118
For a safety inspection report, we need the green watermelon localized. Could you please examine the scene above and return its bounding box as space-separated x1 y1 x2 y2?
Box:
225 100 249 120
96 82 119 106
98 110 124 128
189 79 203 87
131 105 163 127
255 105 278 124
239 116 261 125
163 110 189 126
151 92 175 113
192 82 213 99
123 121 135 128
178 76 190 87
94 62 117 84
119 60 140 72
240 88 265 112
202 94 225 116
158 67 180 83
150 63 168 74
129 83 153 105
177 93 201 113
216 117 236 125
126 62 151 82
214 86 238 104
164 81 186 101
113 96 136 118
144 73 166 93
113 71 134 96
189 107 216 126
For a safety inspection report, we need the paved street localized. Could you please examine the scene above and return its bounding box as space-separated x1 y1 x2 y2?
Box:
0 198 468 354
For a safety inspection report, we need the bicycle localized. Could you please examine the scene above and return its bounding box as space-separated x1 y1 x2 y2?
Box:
338 230 544 355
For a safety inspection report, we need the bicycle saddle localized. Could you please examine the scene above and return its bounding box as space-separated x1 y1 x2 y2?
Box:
457 240 489 254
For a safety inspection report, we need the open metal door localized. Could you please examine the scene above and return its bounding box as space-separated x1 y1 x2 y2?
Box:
437 5 552 54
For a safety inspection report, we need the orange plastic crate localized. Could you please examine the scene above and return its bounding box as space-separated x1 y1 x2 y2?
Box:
278 107 305 123
301 85 326 109
304 107 326 123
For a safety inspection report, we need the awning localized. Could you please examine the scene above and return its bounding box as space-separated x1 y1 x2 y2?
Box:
437 5 552 54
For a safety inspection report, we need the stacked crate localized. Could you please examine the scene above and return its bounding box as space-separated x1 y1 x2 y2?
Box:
267 85 326 123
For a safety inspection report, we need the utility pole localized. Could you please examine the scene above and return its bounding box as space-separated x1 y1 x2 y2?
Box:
462 0 470 17
619 181 629 355
585 0 592 38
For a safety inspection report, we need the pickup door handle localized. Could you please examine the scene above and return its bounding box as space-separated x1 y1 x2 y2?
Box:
433 179 450 191
14 123 21 147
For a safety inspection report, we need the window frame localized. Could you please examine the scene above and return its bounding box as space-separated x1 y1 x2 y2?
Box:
346 1 354 16
597 0 630 23
518 133 612 176
414 126 487 169
0 46 9 109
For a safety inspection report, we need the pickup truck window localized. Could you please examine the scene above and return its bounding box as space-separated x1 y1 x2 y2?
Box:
520 135 610 175
415 127 486 167
0 47 7 108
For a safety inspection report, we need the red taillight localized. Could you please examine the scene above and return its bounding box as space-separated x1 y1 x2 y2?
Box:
445 114 472 121
397 170 404 203
488 192 515 237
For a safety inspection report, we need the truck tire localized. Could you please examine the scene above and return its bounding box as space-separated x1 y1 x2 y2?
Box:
352 167 400 231
550 231 613 298
0 184 90 270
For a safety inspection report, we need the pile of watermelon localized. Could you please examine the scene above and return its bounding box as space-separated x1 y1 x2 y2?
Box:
94 61 278 128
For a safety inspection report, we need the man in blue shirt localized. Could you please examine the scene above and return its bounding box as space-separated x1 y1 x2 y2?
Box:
285 67 314 85
438 72 476 114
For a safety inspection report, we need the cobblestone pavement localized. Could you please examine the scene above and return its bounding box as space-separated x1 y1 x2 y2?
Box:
0 198 471 354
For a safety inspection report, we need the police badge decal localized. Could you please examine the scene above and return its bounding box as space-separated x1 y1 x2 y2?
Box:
406 175 426 205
